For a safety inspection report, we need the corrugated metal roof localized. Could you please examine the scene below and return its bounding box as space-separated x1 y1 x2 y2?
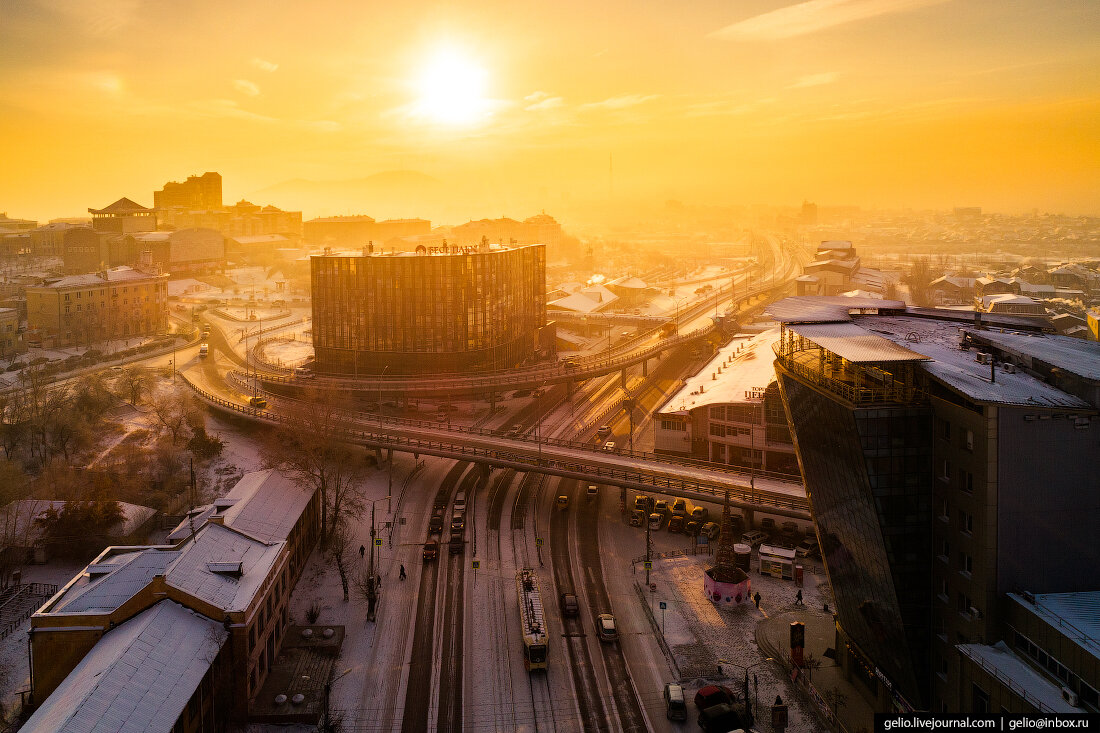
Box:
21 601 227 733
973 329 1100 382
766 295 906 324
787 322 929 363
1014 592 1100 659
957 642 1079 714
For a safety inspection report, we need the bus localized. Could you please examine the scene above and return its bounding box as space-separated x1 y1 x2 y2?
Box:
516 569 549 671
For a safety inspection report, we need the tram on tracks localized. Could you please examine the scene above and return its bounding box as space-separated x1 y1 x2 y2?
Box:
516 568 549 671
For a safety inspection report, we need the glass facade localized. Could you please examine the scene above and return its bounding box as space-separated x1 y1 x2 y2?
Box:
311 245 546 374
778 369 933 709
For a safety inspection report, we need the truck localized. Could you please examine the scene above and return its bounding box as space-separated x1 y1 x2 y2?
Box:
198 343 209 358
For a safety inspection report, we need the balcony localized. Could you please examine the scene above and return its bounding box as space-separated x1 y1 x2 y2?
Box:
774 332 927 407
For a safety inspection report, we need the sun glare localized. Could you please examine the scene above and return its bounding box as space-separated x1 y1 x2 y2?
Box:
413 49 490 125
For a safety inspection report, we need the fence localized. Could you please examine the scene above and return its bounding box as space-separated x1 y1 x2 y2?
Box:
0 582 59 641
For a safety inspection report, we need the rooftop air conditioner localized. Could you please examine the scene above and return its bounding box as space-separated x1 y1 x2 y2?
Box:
1062 687 1079 707
1003 363 1017 374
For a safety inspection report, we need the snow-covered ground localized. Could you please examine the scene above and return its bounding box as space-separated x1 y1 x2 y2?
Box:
260 337 314 368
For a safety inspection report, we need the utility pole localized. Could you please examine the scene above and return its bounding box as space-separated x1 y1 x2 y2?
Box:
645 512 652 586
367 501 377 622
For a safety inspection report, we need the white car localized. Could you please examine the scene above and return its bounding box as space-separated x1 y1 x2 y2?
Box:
741 530 769 547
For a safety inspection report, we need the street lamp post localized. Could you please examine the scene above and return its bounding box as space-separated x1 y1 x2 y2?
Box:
716 656 774 726
379 365 389 427
365 495 391 622
322 666 355 732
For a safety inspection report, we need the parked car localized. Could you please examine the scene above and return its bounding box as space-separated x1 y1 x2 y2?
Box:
596 613 618 642
691 506 709 523
653 499 670 516
685 520 700 536
760 517 777 534
796 536 820 558
630 509 646 527
560 593 579 617
701 521 721 540
694 684 736 712
294 367 314 379
668 515 685 534
649 513 666 531
556 495 569 511
422 541 438 562
671 498 691 517
664 683 688 721
698 703 743 733
741 529 769 547
586 485 599 501
634 495 654 513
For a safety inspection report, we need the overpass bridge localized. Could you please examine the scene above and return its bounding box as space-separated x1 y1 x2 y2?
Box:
256 274 796 399
185 373 810 521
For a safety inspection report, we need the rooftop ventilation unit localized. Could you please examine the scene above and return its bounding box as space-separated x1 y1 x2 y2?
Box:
207 561 244 577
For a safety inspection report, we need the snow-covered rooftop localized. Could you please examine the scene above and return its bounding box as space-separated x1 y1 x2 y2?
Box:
969 329 1100 382
856 316 1092 408
957 642 1079 714
659 330 780 415
766 296 906 324
788 322 929 364
168 469 312 545
43 522 282 617
34 266 163 289
1009 592 1100 660
21 601 227 733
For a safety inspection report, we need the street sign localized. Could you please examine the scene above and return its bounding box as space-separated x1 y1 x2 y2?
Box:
535 538 543 547
472 560 480 570
643 561 652 570
373 538 382 547
659 601 667 610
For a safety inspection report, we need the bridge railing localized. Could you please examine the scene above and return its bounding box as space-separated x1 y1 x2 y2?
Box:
181 374 808 515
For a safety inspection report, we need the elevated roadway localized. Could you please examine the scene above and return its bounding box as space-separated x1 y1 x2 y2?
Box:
183 370 809 520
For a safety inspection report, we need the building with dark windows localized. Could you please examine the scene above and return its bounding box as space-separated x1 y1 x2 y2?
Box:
303 215 431 249
154 171 223 211
768 296 1100 716
311 242 546 375
654 329 799 476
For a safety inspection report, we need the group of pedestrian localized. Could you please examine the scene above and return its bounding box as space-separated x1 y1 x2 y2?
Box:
359 544 407 581
751 589 804 609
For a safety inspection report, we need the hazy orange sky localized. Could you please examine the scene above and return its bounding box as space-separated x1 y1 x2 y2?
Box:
2 0 1098 222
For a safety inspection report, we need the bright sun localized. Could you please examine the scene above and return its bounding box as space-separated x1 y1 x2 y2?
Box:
413 49 490 125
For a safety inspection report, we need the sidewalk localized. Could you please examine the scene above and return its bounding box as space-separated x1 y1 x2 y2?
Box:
756 607 876 732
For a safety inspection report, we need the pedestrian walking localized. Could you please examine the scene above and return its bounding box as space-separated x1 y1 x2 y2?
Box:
795 589 804 606
359 545 365 558
400 565 407 581
753 591 761 608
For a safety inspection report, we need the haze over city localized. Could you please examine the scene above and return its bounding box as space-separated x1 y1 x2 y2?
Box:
3 0 1099 223
1 2 1098 733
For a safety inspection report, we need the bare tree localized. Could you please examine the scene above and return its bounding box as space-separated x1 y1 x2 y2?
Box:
148 388 193 444
261 387 366 547
114 365 152 406
328 517 353 602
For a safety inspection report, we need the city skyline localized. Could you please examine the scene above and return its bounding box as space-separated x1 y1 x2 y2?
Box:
2 0 1098 222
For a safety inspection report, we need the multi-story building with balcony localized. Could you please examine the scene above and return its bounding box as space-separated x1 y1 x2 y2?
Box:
770 295 1099 715
311 242 546 375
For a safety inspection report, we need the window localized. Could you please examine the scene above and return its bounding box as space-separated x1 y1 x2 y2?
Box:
963 429 974 452
940 459 951 481
939 578 949 602
938 539 951 563
972 684 990 714
939 498 950 522
960 552 973 575
937 417 951 440
959 510 973 535
959 469 974 493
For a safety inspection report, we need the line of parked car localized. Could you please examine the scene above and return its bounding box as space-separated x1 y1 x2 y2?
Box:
423 490 468 561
